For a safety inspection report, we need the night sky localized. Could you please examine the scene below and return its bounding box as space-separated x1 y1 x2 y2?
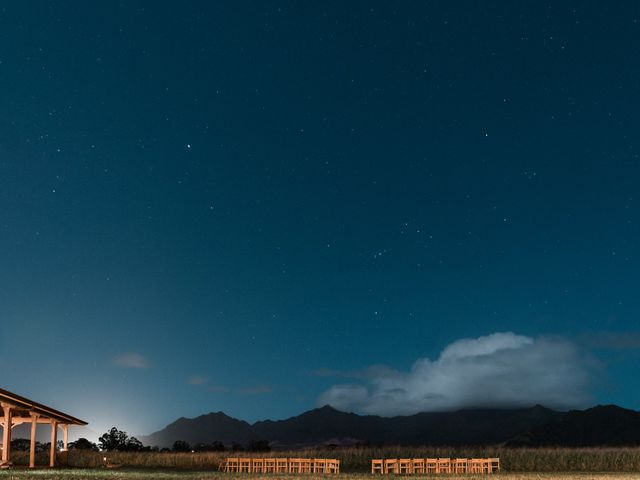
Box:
1 2 639 440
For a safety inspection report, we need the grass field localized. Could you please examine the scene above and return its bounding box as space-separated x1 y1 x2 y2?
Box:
6 447 640 477
2 471 640 480
10 448 640 473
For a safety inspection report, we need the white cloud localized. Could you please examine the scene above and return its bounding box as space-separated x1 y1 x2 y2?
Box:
112 352 150 369
318 332 594 415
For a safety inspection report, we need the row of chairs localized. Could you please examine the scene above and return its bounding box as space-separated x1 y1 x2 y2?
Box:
371 458 500 474
220 458 340 474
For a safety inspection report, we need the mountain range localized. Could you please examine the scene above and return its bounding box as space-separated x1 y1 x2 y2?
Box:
140 404 640 448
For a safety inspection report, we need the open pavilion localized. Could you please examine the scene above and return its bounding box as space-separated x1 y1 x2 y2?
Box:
0 387 87 468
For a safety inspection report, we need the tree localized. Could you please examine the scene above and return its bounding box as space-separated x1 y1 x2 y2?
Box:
231 442 244 451
98 427 145 452
99 427 128 451
246 439 270 452
194 441 225 452
209 441 225 452
126 436 144 452
69 438 99 451
172 440 191 452
10 439 31 451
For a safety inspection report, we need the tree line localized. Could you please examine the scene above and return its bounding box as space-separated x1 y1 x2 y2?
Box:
10 427 270 453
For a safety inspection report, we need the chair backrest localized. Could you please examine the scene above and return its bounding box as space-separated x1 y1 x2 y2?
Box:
425 458 438 473
327 459 340 474
313 458 327 473
293 458 307 473
452 458 468 473
251 458 264 472
300 458 312 473
276 458 289 472
264 458 276 472
399 458 412 473
226 458 239 472
469 458 485 473
384 458 399 474
411 458 425 473
437 458 451 473
239 458 252 472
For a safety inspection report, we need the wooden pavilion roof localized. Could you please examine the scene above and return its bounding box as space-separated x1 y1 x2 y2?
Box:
0 387 87 425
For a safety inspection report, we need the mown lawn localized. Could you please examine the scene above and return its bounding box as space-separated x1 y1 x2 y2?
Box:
2 471 640 480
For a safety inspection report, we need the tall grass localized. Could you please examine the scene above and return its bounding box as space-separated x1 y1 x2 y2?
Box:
2 473 640 480
10 447 640 472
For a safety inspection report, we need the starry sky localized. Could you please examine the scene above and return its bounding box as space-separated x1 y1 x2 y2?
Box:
1 2 639 440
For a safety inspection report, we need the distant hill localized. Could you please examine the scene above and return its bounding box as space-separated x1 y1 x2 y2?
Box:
142 404 640 449
141 404 565 448
143 412 256 446
506 405 640 447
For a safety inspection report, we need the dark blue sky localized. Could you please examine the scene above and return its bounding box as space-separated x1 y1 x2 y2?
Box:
1 1 639 440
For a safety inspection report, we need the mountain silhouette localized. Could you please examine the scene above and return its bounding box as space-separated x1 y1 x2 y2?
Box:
142 404 567 448
145 411 255 446
141 404 640 448
506 405 640 447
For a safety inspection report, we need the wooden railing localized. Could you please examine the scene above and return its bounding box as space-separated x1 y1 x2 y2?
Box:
371 458 500 474
220 457 340 474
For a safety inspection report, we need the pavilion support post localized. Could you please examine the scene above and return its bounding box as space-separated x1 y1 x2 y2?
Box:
1 404 12 465
30 413 38 468
49 421 58 467
62 424 68 451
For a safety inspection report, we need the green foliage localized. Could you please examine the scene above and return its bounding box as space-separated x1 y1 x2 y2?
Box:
10 438 32 451
98 427 144 452
193 441 225 452
172 440 192 452
245 440 271 452
70 438 99 451
230 442 244 451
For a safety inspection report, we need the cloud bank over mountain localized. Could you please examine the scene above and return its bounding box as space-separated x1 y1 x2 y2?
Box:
318 332 594 416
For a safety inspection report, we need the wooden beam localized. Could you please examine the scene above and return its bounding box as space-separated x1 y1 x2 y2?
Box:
1 405 12 465
49 421 58 468
30 414 37 468
10 417 69 426
0 390 87 426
